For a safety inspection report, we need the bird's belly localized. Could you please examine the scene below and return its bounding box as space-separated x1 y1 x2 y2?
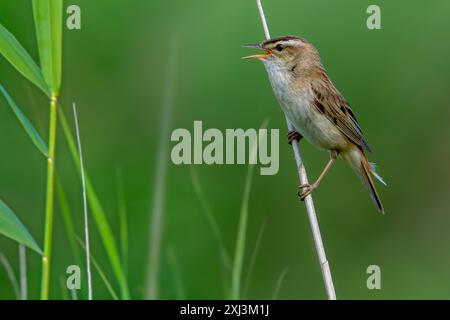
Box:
281 97 348 151
263 62 347 151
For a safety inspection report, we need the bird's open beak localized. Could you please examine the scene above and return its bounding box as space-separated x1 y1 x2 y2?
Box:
241 43 272 60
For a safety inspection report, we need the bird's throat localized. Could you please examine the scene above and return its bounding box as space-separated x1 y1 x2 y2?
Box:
263 60 296 104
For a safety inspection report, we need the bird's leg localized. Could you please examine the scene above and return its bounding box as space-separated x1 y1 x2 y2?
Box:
299 150 339 201
287 131 302 145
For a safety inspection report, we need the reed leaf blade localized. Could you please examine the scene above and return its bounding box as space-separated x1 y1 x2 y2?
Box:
0 199 42 254
0 23 49 96
32 0 63 96
0 84 48 156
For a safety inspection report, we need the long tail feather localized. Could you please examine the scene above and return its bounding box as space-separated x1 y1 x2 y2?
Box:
361 159 385 214
342 146 385 214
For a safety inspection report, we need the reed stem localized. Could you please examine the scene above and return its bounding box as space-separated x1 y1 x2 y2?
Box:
40 95 58 300
146 36 178 300
255 0 336 300
19 244 27 300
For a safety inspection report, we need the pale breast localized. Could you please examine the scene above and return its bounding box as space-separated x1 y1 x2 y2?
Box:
264 61 348 151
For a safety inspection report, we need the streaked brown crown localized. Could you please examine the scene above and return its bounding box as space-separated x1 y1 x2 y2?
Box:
261 35 307 47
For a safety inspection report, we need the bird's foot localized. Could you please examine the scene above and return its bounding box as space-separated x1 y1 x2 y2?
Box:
298 183 317 201
287 131 302 145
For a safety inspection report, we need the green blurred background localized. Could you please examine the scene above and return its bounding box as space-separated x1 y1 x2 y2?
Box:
1 0 450 299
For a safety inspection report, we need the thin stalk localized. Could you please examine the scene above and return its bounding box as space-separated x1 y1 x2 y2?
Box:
89 254 118 300
190 167 232 272
115 167 128 275
59 278 68 300
76 237 118 300
0 252 19 299
19 244 27 300
73 103 93 300
191 167 232 297
167 247 186 300
230 119 268 300
58 107 130 299
243 219 266 298
146 36 178 300
255 0 336 300
272 267 288 300
55 174 82 266
40 95 58 300
71 289 78 300
230 163 255 300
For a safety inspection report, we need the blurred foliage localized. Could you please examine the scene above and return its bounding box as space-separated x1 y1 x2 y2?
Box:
0 0 450 299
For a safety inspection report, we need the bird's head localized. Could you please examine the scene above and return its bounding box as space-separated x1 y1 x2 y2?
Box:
242 35 320 72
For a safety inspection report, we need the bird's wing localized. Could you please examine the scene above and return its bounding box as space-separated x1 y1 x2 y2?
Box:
310 77 372 152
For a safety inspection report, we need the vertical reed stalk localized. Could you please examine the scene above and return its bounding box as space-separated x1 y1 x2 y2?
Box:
146 37 178 299
19 244 27 300
230 159 255 300
255 0 336 300
0 252 19 299
243 219 266 298
230 119 268 300
40 95 58 300
73 103 93 300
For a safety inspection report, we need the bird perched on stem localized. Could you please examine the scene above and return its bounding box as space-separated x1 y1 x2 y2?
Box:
243 35 386 213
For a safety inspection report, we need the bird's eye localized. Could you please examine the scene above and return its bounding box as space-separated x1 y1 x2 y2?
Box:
275 44 284 51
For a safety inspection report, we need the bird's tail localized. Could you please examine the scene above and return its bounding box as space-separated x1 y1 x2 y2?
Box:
341 145 386 214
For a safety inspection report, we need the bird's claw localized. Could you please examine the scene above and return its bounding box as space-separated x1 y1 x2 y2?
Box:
298 183 316 201
287 131 302 145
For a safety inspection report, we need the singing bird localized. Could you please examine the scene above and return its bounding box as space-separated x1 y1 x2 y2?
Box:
243 35 386 213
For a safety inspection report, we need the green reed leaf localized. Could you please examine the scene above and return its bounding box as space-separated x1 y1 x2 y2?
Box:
0 84 48 156
32 0 63 96
0 23 50 96
55 174 81 266
0 199 42 254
